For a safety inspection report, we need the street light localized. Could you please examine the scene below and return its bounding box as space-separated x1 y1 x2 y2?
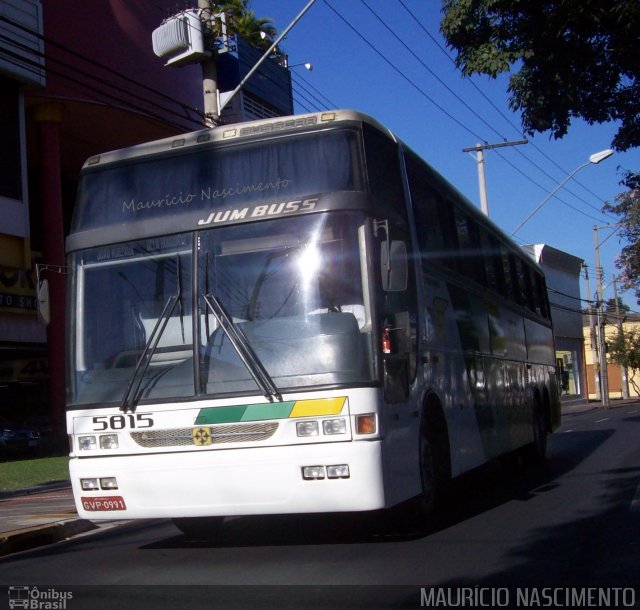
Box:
288 61 313 71
218 0 318 116
510 148 614 237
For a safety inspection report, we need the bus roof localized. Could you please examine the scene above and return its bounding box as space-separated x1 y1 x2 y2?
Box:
81 109 394 171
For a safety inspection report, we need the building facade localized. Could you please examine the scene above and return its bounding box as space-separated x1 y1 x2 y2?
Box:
523 244 586 403
583 315 640 400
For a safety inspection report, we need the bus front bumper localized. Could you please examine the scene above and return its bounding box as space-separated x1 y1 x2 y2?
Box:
70 440 385 520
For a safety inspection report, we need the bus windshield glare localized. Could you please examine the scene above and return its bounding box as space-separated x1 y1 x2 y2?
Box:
68 212 374 407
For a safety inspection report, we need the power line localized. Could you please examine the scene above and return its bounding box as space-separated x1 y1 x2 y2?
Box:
395 0 617 219
320 0 615 231
359 0 509 143
322 0 487 143
291 70 336 109
0 15 205 125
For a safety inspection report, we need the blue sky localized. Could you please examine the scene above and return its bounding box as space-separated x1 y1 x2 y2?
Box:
252 0 640 308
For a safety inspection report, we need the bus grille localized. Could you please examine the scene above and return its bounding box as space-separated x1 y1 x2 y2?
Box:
130 422 279 448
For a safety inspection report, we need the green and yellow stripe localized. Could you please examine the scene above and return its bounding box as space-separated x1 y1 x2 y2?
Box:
195 397 347 425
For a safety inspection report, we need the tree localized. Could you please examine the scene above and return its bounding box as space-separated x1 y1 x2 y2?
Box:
605 297 630 316
206 1 279 55
440 0 640 151
602 171 640 302
607 326 640 395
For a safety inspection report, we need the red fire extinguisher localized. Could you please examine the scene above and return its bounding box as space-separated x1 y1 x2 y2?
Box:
382 326 391 354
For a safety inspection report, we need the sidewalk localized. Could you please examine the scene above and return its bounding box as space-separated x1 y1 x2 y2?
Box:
1 397 636 558
0 483 98 557
561 396 640 415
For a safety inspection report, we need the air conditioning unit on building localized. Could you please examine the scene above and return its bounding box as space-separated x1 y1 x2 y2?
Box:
152 10 209 67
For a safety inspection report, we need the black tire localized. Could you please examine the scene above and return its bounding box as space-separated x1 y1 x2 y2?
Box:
173 516 225 540
403 432 437 531
523 399 547 464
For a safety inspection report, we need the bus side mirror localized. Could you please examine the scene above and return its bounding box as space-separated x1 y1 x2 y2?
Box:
37 278 50 325
381 240 408 292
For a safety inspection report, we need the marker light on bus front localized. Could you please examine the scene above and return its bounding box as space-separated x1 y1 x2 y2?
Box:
80 477 119 491
301 464 350 480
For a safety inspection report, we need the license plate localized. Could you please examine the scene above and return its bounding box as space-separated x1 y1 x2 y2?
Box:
81 496 127 511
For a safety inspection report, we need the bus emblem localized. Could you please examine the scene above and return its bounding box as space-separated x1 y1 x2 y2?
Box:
192 427 212 446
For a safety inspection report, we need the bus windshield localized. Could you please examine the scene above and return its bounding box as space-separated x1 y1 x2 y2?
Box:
67 212 374 407
68 235 194 407
199 212 372 396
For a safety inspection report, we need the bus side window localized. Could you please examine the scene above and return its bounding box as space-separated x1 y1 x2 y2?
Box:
454 208 485 284
533 271 550 320
362 124 405 216
500 246 515 302
406 153 445 265
513 257 535 312
438 198 459 272
479 228 501 294
522 263 537 314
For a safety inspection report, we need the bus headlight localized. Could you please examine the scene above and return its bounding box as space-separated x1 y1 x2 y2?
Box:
78 434 120 450
326 464 350 479
100 477 118 490
296 421 319 437
302 465 325 480
99 434 119 449
78 435 97 451
81 478 100 490
322 418 347 435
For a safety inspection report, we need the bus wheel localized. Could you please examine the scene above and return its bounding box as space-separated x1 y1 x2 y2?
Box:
173 516 225 540
523 399 547 464
413 432 437 521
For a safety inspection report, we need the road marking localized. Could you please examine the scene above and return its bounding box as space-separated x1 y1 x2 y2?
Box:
627 409 639 414
631 484 640 513
595 418 609 423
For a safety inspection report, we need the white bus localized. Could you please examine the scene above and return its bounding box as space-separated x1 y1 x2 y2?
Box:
65 110 560 534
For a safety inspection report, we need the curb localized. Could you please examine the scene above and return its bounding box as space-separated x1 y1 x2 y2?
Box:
0 519 98 557
0 481 71 500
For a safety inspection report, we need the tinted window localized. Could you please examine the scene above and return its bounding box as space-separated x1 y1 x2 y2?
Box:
406 152 445 262
362 124 405 219
73 128 365 233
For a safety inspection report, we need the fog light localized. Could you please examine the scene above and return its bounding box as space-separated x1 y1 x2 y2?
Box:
355 414 377 435
322 418 346 435
296 420 319 437
327 464 350 479
302 465 325 480
100 477 118 490
78 435 97 451
81 478 99 491
99 434 119 449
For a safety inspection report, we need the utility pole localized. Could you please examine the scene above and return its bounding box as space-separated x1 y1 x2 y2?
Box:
154 0 317 126
613 275 630 399
198 0 220 126
594 225 610 408
462 139 528 216
584 264 600 400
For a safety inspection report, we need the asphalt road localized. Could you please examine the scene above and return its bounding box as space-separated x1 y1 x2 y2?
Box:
1 404 639 610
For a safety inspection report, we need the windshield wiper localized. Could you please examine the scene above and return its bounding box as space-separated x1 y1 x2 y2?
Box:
204 292 282 403
120 294 179 413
